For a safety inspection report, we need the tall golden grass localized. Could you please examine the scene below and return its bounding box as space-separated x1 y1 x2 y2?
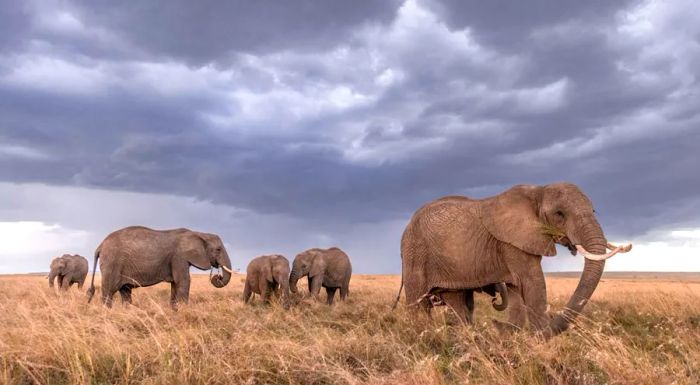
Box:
1 273 699 384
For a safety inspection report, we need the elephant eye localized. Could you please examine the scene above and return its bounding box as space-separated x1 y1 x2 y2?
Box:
555 210 565 218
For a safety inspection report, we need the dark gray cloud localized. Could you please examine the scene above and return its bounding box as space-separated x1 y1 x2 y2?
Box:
422 0 638 51
68 0 402 64
1 0 699 273
0 3 30 53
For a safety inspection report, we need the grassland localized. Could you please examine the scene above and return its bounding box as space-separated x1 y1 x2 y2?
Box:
1 273 699 384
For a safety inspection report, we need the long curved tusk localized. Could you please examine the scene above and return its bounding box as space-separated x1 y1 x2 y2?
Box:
606 242 633 253
220 265 234 274
575 244 630 261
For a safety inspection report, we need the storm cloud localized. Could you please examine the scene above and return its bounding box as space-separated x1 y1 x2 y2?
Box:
1 0 699 273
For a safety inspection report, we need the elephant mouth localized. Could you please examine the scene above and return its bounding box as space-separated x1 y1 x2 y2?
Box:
556 236 577 255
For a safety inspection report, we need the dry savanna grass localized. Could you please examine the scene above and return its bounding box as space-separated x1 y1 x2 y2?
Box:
1 273 699 384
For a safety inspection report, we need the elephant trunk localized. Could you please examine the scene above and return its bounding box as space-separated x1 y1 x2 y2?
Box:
280 280 291 310
549 216 607 336
48 269 57 288
210 252 233 288
289 269 300 293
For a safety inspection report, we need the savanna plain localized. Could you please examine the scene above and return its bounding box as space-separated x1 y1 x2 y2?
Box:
1 273 699 385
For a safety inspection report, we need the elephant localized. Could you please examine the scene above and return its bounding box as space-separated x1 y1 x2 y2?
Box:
396 183 632 337
48 254 89 290
243 254 291 309
289 247 352 305
86 226 234 309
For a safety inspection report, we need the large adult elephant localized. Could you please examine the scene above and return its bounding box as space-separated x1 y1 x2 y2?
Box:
86 226 234 309
289 247 352 305
244 254 291 309
48 254 89 290
397 183 632 337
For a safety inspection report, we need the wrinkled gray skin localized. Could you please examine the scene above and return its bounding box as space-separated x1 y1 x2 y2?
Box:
290 247 352 305
48 254 89 290
243 254 291 310
399 183 611 337
86 226 232 309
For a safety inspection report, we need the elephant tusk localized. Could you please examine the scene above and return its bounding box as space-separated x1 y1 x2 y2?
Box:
575 244 632 261
606 242 633 253
220 265 234 274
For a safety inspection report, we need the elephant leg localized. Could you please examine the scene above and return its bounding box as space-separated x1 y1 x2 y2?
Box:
513 261 549 331
100 272 119 308
101 285 117 308
339 285 349 301
325 287 337 305
119 285 133 305
78 278 85 289
243 280 252 304
442 291 470 324
171 260 191 309
505 285 526 329
465 290 475 324
175 275 191 306
504 253 549 331
60 276 71 291
521 278 549 331
309 275 323 300
258 279 269 303
170 282 177 308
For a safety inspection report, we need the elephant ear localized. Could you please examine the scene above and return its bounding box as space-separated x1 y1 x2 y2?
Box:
481 185 556 257
309 251 327 278
180 232 212 269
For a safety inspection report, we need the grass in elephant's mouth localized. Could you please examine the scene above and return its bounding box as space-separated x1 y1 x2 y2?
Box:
0 274 699 385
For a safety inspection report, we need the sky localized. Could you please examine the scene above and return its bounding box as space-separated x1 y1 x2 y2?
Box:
1 0 699 274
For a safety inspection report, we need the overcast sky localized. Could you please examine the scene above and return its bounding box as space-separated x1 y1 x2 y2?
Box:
1 0 699 274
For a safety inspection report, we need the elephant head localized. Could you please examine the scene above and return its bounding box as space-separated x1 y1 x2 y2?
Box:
180 231 233 288
481 183 631 336
48 255 69 288
289 249 325 294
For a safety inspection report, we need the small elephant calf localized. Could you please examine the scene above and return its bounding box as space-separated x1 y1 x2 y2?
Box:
289 247 352 305
48 254 89 291
243 254 291 309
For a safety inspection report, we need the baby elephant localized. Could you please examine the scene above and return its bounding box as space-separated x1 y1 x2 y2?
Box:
244 254 291 309
48 254 89 291
436 283 509 324
289 247 352 305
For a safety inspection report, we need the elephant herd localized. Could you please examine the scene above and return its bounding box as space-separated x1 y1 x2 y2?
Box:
48 225 353 310
46 183 632 338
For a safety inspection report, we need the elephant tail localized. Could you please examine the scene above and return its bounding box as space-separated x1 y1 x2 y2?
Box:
86 246 100 303
391 277 404 310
